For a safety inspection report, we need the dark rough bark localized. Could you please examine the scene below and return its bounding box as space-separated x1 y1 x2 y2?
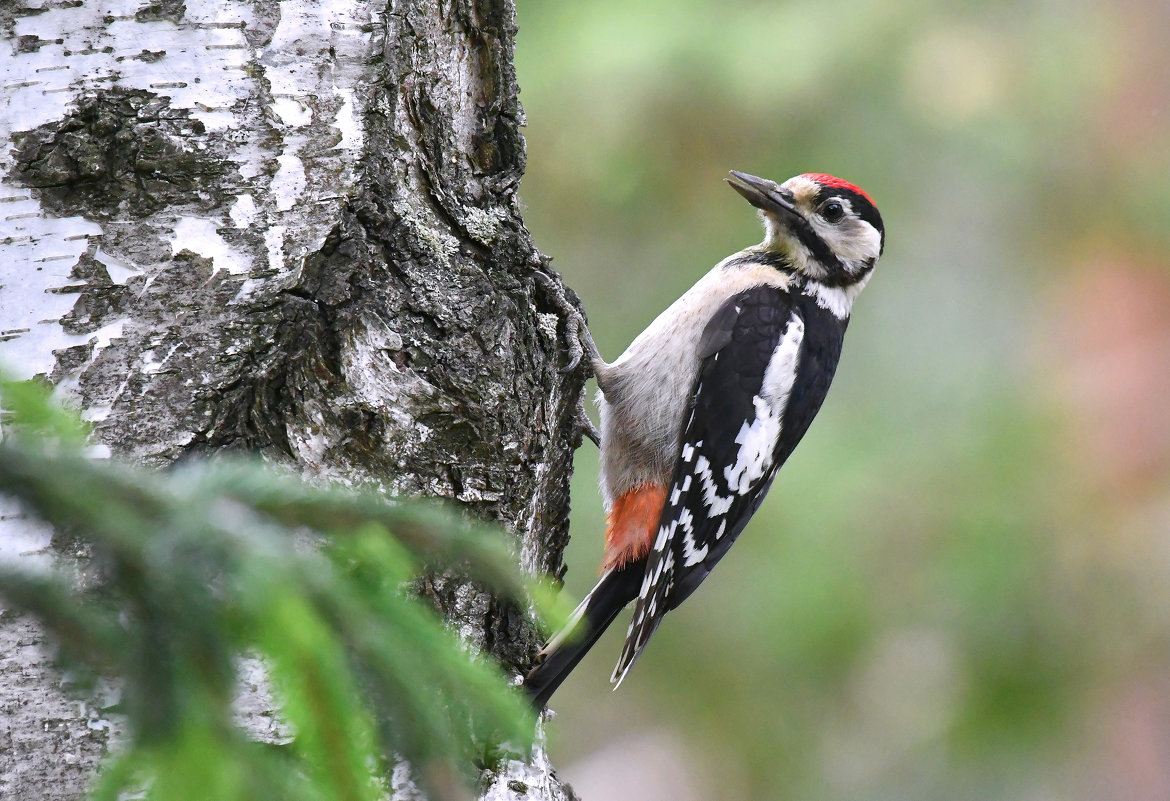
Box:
0 0 580 798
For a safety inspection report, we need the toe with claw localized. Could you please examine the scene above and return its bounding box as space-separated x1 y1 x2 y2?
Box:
576 406 601 447
534 270 605 449
533 270 602 376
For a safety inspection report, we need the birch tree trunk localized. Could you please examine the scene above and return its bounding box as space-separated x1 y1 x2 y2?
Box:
0 1 582 798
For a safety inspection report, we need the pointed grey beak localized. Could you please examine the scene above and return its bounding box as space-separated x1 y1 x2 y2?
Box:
725 170 801 220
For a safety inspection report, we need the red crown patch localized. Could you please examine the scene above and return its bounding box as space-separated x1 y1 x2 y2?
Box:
800 173 874 206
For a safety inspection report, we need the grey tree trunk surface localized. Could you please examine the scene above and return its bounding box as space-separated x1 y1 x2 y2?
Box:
0 0 582 798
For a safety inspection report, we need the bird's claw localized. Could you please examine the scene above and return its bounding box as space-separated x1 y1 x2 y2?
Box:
561 352 582 374
533 270 598 376
577 407 601 447
534 269 604 449
559 311 586 374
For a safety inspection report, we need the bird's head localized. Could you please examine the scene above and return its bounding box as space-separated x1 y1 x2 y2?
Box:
726 170 884 287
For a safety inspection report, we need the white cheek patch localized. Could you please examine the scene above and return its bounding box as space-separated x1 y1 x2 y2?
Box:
807 197 879 263
822 219 881 262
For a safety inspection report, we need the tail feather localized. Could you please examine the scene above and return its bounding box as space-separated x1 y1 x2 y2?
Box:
523 562 644 709
610 543 674 688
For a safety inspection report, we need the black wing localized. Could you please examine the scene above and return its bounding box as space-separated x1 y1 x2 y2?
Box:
612 285 846 684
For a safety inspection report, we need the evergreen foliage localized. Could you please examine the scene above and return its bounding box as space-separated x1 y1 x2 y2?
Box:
0 378 556 801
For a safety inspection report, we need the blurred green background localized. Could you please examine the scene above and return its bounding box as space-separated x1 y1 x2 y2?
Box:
512 0 1170 799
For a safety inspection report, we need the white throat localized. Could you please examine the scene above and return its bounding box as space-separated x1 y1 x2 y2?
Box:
801 271 872 320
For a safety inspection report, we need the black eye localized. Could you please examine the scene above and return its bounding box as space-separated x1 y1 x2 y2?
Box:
821 201 845 223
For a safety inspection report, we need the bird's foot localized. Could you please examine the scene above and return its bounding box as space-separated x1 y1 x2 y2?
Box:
533 270 603 449
533 270 602 375
575 406 601 447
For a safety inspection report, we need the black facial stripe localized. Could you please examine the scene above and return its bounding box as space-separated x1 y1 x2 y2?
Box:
729 220 849 283
791 220 847 278
723 251 790 271
728 219 855 287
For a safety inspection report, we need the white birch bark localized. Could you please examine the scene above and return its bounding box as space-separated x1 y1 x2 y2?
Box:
0 1 582 797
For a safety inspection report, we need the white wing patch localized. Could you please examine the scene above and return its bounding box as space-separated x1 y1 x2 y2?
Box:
723 314 805 493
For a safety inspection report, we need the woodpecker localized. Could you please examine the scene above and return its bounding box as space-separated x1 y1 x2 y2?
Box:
525 171 885 708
